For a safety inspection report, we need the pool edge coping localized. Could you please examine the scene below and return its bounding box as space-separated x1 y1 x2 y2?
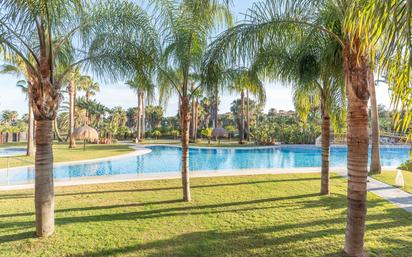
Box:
0 165 400 191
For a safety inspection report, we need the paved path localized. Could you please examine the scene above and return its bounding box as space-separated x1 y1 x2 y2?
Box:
338 170 412 213
367 177 412 213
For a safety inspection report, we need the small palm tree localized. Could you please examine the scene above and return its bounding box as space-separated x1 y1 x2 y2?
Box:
224 125 236 141
152 130 162 140
201 128 213 144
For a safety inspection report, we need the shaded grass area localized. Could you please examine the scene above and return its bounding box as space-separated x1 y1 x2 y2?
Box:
372 170 412 194
0 143 133 169
141 138 258 147
0 174 411 257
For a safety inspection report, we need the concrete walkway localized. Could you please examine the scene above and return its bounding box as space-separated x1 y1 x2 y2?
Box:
368 177 412 213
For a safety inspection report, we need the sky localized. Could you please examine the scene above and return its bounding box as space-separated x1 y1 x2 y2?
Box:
0 0 393 117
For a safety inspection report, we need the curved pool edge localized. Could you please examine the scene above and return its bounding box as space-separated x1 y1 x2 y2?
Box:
0 144 152 172
142 143 281 150
0 165 400 191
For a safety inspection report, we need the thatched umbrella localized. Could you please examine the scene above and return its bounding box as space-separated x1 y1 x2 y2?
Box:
212 127 228 145
71 125 99 151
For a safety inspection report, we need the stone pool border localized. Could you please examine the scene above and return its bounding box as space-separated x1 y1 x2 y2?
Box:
0 143 402 191
0 144 151 172
0 164 400 191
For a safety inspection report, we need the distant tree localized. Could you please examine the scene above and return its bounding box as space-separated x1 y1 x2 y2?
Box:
145 105 163 130
201 128 214 144
152 130 161 140
224 125 237 140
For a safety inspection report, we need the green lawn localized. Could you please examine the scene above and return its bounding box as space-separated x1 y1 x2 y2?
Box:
372 170 412 194
0 142 134 169
142 138 259 147
0 174 410 257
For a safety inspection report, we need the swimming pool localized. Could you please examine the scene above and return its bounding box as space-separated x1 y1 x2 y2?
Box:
0 147 26 157
0 145 410 186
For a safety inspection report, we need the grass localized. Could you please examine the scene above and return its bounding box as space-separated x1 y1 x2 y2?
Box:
372 170 412 194
141 138 259 147
0 173 410 257
0 142 134 169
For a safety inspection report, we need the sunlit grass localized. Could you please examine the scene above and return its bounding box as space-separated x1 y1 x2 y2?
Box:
372 170 412 194
0 142 134 169
0 173 410 256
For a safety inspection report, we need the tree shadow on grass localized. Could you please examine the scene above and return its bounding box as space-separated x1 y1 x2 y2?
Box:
74 216 411 257
0 231 34 244
0 176 341 200
0 192 321 230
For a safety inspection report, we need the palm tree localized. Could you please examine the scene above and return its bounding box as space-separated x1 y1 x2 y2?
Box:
369 74 381 174
0 63 35 156
66 68 81 148
77 75 100 101
203 0 408 255
224 68 265 144
155 0 232 201
0 0 157 237
126 71 155 142
252 30 345 195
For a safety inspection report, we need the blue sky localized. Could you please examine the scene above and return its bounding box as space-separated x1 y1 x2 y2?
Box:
0 0 392 117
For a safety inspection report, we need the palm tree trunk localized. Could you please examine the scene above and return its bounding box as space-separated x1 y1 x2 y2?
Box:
320 99 330 195
239 90 245 144
190 83 196 141
344 41 370 257
68 81 76 148
369 71 381 174
141 92 145 139
35 119 54 237
136 90 141 142
246 90 250 142
53 119 64 142
27 100 35 156
194 98 198 140
181 95 191 202
214 96 218 128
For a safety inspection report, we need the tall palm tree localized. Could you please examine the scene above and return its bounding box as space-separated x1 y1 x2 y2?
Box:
203 0 408 255
0 63 35 156
0 0 157 237
66 68 82 148
126 71 155 142
252 29 345 195
77 75 100 101
225 68 265 144
155 0 232 201
369 74 381 174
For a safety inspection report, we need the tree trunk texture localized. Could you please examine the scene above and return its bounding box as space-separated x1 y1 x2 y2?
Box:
68 81 76 148
27 100 35 156
136 90 141 142
190 82 196 141
214 96 218 128
181 96 191 202
194 99 198 140
369 72 381 174
246 90 250 142
343 41 370 257
320 100 330 195
53 119 64 142
141 93 145 139
190 96 196 140
239 90 245 144
35 119 55 237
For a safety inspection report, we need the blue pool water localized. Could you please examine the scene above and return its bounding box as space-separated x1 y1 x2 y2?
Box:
0 147 26 157
0 145 410 185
